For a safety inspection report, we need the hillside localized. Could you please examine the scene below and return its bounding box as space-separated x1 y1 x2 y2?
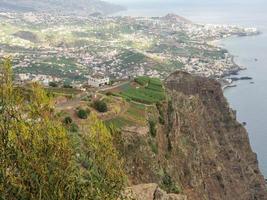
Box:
1 57 267 199
116 72 267 200
0 0 125 15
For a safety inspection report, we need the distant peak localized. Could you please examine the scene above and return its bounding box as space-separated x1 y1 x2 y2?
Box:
162 13 192 24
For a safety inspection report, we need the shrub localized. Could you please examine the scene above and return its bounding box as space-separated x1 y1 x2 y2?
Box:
156 102 165 125
64 116 73 125
93 100 108 113
77 109 88 119
159 115 165 125
63 84 73 88
0 58 126 200
162 172 181 194
70 123 79 133
49 81 58 87
106 91 113 96
149 140 158 154
148 118 157 137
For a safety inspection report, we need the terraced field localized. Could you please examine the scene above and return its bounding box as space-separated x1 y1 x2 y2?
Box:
117 76 166 104
104 76 166 129
105 102 147 129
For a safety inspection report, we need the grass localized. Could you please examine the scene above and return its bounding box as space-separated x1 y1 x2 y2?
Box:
104 77 164 129
45 87 81 97
104 102 147 129
105 117 135 129
117 76 165 105
119 50 145 65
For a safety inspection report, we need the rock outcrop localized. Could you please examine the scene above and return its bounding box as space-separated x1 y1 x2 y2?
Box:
119 71 267 200
124 183 187 200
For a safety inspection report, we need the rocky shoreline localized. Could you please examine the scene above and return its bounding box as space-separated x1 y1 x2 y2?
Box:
213 31 261 90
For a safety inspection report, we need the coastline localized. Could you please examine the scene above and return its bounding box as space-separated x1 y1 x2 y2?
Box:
209 32 261 90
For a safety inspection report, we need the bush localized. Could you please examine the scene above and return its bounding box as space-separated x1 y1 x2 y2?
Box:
162 172 181 194
63 84 73 88
149 139 158 154
156 102 165 125
148 118 157 137
106 91 113 96
70 123 79 132
93 100 108 113
64 116 73 125
0 58 126 200
77 109 88 119
49 82 58 87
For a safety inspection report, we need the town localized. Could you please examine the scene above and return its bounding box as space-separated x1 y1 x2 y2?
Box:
0 12 259 89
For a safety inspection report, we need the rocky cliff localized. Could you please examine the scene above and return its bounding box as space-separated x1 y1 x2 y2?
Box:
119 71 267 200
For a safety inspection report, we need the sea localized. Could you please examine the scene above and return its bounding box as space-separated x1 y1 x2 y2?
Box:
114 0 267 177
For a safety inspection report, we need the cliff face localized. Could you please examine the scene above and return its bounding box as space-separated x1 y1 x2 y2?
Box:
119 71 267 200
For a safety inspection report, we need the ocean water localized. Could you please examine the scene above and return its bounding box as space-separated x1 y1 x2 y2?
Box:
116 1 267 177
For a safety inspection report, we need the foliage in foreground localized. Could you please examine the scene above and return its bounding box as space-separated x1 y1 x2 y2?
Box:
0 59 126 200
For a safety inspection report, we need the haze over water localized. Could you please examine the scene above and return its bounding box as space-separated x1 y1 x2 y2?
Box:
113 0 267 177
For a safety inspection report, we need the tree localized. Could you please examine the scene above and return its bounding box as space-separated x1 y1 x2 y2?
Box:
93 100 108 113
77 108 88 119
49 81 58 87
64 116 73 124
0 58 126 200
63 84 73 88
69 122 79 133
0 59 80 199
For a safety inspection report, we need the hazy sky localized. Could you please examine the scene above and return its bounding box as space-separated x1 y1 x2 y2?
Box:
106 0 265 7
105 0 266 25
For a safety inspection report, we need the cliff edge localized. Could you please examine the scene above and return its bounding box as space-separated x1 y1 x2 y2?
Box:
119 71 267 200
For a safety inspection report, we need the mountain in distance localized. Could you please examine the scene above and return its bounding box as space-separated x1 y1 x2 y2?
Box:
0 0 126 15
162 13 192 24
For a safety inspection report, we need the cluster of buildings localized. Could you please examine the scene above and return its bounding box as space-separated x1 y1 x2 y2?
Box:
0 12 260 88
15 73 61 86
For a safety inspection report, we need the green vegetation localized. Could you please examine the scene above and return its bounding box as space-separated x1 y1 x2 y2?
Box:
148 118 157 137
118 76 165 104
119 50 145 65
77 108 89 119
105 117 136 129
0 59 126 200
156 102 165 125
49 81 58 87
63 116 79 133
149 139 158 155
69 122 79 133
93 100 108 113
105 102 146 129
161 172 181 194
45 87 81 98
64 116 73 124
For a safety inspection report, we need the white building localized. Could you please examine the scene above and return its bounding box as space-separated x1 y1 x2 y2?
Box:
87 74 110 87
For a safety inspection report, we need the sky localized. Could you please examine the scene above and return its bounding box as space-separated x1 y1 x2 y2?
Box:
105 0 266 25
106 0 266 7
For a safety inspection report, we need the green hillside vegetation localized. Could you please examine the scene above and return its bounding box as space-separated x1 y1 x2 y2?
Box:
104 77 165 129
0 59 126 200
105 102 147 129
117 76 166 104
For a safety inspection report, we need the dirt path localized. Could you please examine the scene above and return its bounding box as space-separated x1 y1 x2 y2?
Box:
55 93 88 111
98 81 130 92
